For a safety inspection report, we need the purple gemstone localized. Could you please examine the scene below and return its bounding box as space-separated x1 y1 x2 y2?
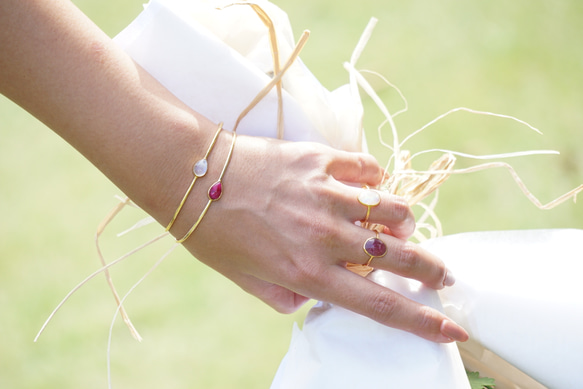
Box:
208 181 222 200
364 237 387 257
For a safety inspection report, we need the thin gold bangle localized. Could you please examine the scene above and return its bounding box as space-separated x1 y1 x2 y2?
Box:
176 132 237 244
165 122 223 232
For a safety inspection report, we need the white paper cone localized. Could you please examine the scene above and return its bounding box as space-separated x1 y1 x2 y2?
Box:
271 271 470 389
423 229 583 389
114 0 364 150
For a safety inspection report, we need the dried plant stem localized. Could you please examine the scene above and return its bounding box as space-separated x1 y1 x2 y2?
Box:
34 227 169 342
227 2 286 137
249 3 285 139
449 162 583 209
345 18 582 245
107 243 178 389
96 197 143 341
400 106 543 150
231 30 310 133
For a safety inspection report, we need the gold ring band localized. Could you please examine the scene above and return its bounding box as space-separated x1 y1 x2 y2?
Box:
363 231 388 267
357 186 381 226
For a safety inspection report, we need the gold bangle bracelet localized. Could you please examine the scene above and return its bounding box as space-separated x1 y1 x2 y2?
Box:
165 123 224 232
176 132 237 244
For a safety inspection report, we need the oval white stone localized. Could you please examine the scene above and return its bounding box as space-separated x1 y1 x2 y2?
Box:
358 189 381 207
193 159 208 177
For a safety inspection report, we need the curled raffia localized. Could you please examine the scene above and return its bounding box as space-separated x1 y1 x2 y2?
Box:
344 19 582 277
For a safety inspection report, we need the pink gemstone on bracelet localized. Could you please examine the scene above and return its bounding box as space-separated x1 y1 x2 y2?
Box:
208 181 222 200
364 237 387 257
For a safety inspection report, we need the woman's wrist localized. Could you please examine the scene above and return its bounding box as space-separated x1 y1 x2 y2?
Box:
154 128 239 237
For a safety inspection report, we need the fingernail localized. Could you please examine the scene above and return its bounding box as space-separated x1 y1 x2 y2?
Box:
440 319 469 342
443 270 456 287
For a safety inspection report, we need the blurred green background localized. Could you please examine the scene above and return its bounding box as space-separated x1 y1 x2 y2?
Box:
1 0 581 388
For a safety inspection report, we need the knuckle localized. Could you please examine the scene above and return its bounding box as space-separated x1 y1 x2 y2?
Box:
303 143 332 167
345 152 382 183
368 289 400 323
388 195 412 222
355 154 370 179
307 216 336 245
289 142 330 173
312 183 335 204
435 262 449 287
360 153 383 179
287 225 338 285
291 258 322 285
393 242 420 273
416 306 441 333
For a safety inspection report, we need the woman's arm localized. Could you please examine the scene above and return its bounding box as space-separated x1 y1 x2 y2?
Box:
0 0 206 216
0 0 467 343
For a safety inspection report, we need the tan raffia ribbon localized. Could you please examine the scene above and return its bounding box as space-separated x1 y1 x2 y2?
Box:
95 197 143 342
224 2 288 139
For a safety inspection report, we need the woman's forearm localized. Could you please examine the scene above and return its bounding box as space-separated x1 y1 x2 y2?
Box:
0 0 217 224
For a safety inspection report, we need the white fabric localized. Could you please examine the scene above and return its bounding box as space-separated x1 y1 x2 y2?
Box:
272 229 583 389
427 229 583 389
271 270 469 389
114 0 363 150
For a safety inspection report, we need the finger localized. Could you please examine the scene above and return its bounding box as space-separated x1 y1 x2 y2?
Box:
340 226 455 290
368 193 415 239
313 267 468 343
335 184 416 239
326 150 384 186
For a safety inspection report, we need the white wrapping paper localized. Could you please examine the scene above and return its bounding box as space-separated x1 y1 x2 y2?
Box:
114 0 363 150
272 229 583 389
427 229 583 389
270 270 469 389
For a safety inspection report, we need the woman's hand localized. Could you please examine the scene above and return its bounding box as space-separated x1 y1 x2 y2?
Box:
0 0 467 344
177 134 468 343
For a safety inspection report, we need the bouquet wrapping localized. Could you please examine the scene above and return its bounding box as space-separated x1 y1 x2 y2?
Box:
114 0 362 150
270 269 469 389
428 229 583 389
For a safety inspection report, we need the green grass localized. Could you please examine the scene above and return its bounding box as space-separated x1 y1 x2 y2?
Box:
1 0 582 388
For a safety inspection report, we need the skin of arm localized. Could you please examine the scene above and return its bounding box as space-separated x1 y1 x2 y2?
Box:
0 0 468 343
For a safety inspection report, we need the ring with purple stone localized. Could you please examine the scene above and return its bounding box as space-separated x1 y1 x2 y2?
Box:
357 186 381 227
166 122 223 232
363 231 388 267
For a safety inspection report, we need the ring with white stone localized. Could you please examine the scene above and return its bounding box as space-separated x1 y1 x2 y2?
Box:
357 186 381 226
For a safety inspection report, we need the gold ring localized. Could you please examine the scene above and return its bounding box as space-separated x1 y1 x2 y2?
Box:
358 186 381 226
363 231 388 267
